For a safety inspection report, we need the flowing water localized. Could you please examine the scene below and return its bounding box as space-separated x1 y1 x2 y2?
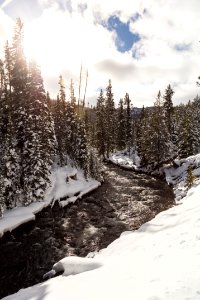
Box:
0 163 175 298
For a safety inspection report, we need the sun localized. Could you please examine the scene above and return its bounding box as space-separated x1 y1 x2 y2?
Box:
24 19 64 75
23 13 83 77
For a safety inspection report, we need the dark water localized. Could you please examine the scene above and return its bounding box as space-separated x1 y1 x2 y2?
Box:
0 163 175 298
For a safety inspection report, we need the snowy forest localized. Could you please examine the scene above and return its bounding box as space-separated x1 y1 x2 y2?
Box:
2 0 200 296
0 18 200 217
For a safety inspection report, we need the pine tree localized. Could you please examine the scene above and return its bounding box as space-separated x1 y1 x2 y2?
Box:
104 80 116 157
177 102 197 158
88 148 103 181
53 75 67 166
191 96 200 154
137 107 154 167
4 41 12 96
0 186 4 216
9 18 28 192
138 92 175 167
22 61 56 204
0 59 8 153
75 119 88 177
0 115 20 209
116 98 126 150
64 79 78 164
137 106 147 165
53 76 89 172
124 93 132 155
151 91 175 166
163 84 174 138
58 75 67 165
84 107 90 142
96 89 106 158
88 106 96 148
0 60 7 215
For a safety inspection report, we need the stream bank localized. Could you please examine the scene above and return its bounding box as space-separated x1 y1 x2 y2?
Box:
0 163 175 298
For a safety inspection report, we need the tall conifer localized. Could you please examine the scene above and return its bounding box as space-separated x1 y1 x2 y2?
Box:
96 89 106 158
104 80 116 157
116 98 126 150
163 84 174 138
124 93 132 155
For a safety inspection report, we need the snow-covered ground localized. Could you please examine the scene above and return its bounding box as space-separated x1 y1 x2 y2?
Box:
0 165 100 237
3 153 200 300
164 154 200 202
109 149 140 170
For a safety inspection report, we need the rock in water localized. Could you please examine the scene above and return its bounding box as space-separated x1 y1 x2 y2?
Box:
43 256 103 279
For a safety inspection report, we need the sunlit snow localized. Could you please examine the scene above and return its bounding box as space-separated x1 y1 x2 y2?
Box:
0 165 100 237
3 154 200 300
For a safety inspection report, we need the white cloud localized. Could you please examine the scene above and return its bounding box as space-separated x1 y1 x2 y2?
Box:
1 0 13 9
0 8 13 57
0 0 200 107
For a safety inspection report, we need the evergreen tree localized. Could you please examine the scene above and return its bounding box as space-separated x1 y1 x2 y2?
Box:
88 148 103 181
124 93 132 155
64 79 77 163
1 20 57 208
84 107 90 142
104 80 116 157
52 76 89 173
0 115 20 210
0 60 6 215
138 92 175 167
9 18 28 192
0 60 8 151
0 185 4 216
137 105 147 165
177 102 197 158
75 119 88 177
96 89 106 158
191 96 200 154
22 61 56 204
4 41 12 96
163 84 174 138
116 98 126 150
42 92 56 171
151 91 175 166
53 75 67 165
87 106 96 148
137 107 153 166
62 79 89 175
0 59 4 92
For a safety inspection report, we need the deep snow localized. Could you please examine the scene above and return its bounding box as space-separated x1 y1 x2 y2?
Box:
0 165 100 237
3 153 200 300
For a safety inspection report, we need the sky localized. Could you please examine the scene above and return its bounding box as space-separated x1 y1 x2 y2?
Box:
0 0 200 107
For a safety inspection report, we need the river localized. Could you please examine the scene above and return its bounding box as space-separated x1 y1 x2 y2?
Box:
0 163 175 298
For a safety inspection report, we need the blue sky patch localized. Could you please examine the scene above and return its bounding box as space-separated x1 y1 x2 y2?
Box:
105 15 140 53
175 43 192 52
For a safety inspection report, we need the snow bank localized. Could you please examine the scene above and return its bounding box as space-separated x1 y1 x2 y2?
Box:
0 201 51 238
4 162 200 299
59 181 101 208
164 153 200 202
109 149 140 170
43 256 103 279
0 165 100 237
